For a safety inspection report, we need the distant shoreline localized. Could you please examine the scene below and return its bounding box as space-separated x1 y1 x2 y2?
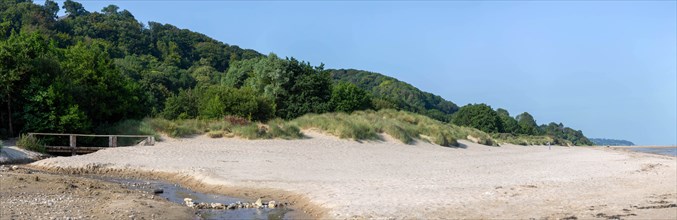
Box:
609 146 677 149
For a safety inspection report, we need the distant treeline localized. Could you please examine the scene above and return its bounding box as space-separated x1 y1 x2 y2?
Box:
589 138 635 146
0 0 591 145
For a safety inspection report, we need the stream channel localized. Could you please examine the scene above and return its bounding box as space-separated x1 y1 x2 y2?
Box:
89 176 306 220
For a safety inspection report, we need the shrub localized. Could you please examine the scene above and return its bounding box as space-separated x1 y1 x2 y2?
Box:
224 115 250 126
17 134 46 153
233 124 267 139
198 86 275 121
330 82 372 113
207 131 224 138
146 118 201 138
267 119 303 139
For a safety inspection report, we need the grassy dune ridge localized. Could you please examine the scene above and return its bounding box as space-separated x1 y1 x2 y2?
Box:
102 109 573 147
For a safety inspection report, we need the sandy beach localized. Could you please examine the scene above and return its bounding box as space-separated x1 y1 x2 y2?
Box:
27 132 677 219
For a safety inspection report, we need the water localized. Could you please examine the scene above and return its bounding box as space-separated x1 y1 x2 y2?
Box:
629 147 677 157
101 177 303 220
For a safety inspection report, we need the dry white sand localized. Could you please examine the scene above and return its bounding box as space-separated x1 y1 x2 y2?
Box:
31 132 677 219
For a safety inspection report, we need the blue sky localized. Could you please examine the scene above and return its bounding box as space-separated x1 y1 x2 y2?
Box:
59 1 676 146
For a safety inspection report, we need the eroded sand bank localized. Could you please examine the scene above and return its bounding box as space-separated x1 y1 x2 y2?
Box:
30 132 677 219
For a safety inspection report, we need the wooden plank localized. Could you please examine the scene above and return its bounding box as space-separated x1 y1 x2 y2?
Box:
29 133 154 138
70 135 76 156
109 136 117 147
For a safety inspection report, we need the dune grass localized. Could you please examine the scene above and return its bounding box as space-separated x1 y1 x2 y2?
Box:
115 109 500 147
288 109 495 147
492 133 573 146
17 134 46 153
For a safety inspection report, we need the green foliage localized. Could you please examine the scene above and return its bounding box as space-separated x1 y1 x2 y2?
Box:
496 108 519 134
145 118 201 138
331 69 459 122
330 82 371 113
541 122 593 146
207 130 224 138
17 134 45 153
451 104 503 133
266 119 303 140
493 133 559 146
291 109 495 147
225 54 333 119
589 138 634 146
162 89 199 120
0 0 593 147
516 112 541 135
197 86 275 121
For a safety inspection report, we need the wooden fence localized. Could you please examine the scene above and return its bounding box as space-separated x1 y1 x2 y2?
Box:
28 133 155 155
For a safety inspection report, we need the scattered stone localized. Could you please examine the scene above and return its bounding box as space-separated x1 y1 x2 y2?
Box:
226 203 237 209
254 198 263 208
11 165 19 170
183 198 194 207
268 201 276 208
210 203 225 209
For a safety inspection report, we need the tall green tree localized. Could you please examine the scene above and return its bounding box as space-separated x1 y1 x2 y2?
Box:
62 0 88 17
330 82 371 113
516 112 541 135
496 108 519 133
451 104 503 133
0 32 53 136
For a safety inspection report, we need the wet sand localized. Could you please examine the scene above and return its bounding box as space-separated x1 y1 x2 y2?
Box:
28 132 677 219
0 166 195 220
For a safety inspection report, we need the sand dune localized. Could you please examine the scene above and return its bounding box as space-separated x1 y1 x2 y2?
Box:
31 132 677 219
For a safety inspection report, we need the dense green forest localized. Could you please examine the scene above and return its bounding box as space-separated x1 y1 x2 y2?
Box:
0 0 592 146
589 138 634 146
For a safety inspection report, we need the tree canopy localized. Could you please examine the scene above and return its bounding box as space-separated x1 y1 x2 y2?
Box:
0 0 594 146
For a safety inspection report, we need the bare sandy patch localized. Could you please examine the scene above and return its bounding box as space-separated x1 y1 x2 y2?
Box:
30 132 677 219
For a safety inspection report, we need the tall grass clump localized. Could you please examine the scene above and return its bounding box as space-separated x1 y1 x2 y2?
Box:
493 133 569 146
142 109 497 147
17 134 46 153
290 109 496 147
146 118 202 138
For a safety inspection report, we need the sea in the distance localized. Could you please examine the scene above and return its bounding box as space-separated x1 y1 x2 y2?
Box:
629 147 677 157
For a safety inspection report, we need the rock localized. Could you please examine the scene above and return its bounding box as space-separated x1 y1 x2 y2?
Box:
152 189 163 194
254 198 263 208
196 202 209 209
226 203 237 209
210 203 225 209
268 201 276 208
10 165 18 170
183 198 194 207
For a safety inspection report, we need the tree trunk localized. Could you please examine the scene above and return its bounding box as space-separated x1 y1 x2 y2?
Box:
6 94 13 137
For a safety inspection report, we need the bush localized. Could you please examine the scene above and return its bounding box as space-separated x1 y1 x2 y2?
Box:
198 86 275 121
146 118 201 138
267 119 303 139
224 115 250 126
330 82 372 113
233 124 267 139
17 134 46 153
207 131 224 138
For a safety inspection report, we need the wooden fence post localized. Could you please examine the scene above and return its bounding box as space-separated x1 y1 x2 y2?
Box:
109 136 117 147
70 135 76 156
